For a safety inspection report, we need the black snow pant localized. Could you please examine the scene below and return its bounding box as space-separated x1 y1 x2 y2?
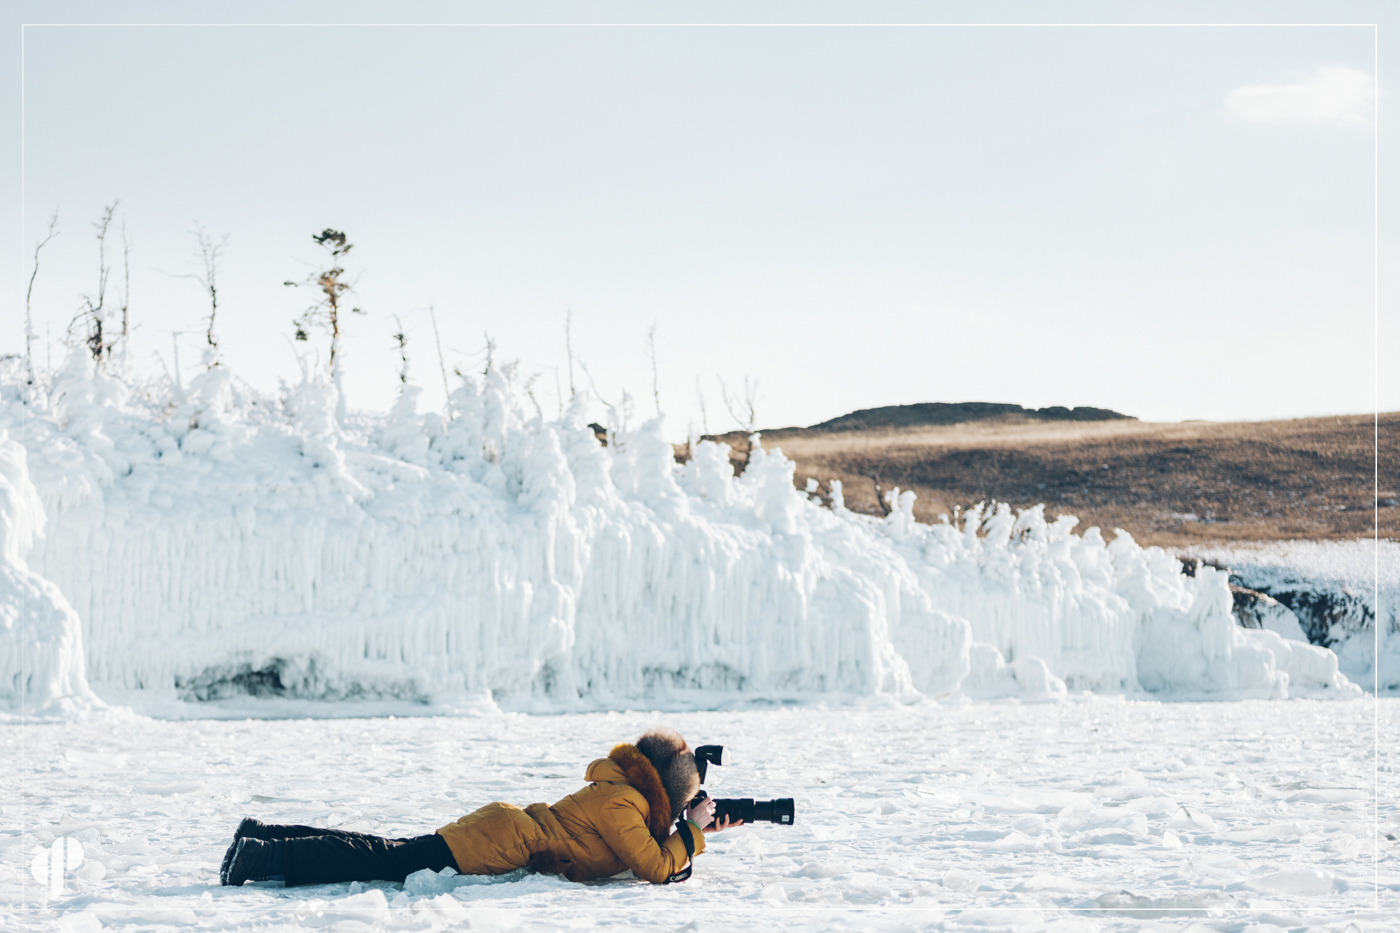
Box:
254 824 457 887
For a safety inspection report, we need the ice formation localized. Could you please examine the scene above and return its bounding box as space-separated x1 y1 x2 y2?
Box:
1191 540 1398 694
0 423 100 715
0 352 1360 711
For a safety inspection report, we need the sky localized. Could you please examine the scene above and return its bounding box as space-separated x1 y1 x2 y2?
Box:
4 0 1395 435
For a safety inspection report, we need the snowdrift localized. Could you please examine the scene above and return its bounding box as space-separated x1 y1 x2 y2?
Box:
0 353 1357 712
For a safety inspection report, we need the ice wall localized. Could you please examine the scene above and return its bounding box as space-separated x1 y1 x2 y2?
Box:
0 354 1354 709
0 422 100 715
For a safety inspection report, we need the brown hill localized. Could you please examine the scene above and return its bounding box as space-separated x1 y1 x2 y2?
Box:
698 410 1396 547
802 401 1133 432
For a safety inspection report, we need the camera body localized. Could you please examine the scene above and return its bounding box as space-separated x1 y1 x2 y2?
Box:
687 745 796 826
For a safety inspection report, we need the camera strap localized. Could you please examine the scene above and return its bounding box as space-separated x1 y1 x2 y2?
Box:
665 819 697 884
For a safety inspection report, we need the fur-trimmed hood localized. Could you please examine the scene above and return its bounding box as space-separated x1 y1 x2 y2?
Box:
634 728 701 822
583 744 677 842
582 738 699 843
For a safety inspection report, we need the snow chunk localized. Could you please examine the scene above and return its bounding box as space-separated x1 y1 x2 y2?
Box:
1238 866 1341 895
890 610 970 697
1243 628 1360 695
403 865 529 897
962 643 1066 699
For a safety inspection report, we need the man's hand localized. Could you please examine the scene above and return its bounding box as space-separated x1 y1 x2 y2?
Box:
703 814 744 834
685 796 716 830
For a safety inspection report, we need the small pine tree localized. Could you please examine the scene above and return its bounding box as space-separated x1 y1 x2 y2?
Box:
285 228 362 378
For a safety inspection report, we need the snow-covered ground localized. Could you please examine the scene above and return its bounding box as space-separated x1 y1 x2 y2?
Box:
4 699 1396 932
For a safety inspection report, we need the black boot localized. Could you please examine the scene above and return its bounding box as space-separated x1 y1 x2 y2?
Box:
235 817 270 839
224 838 289 886
220 818 272 883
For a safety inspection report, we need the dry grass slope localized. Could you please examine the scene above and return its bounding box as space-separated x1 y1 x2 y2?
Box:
702 413 1397 547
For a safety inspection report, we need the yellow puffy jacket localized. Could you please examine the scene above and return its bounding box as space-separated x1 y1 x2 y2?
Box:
436 743 705 883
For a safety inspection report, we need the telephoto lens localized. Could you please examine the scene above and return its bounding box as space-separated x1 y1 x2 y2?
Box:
712 797 796 826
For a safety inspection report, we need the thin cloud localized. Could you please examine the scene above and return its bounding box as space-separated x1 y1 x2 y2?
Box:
1224 66 1375 124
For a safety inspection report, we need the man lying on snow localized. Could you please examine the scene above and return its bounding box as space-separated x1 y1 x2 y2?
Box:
219 727 740 887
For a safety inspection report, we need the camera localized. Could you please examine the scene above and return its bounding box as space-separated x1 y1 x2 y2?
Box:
688 745 795 826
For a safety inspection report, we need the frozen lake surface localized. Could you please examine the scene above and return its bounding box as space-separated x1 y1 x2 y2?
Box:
4 697 1398 932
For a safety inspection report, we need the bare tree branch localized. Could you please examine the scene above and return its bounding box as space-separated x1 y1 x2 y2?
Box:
645 320 660 416
718 374 760 432
695 375 709 436
522 370 544 421
194 225 226 359
577 358 618 439
429 303 451 414
869 472 893 517
171 330 185 397
717 374 761 474
24 208 59 383
118 217 132 368
160 223 229 367
392 313 409 383
565 309 576 398
70 200 118 366
481 331 496 376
